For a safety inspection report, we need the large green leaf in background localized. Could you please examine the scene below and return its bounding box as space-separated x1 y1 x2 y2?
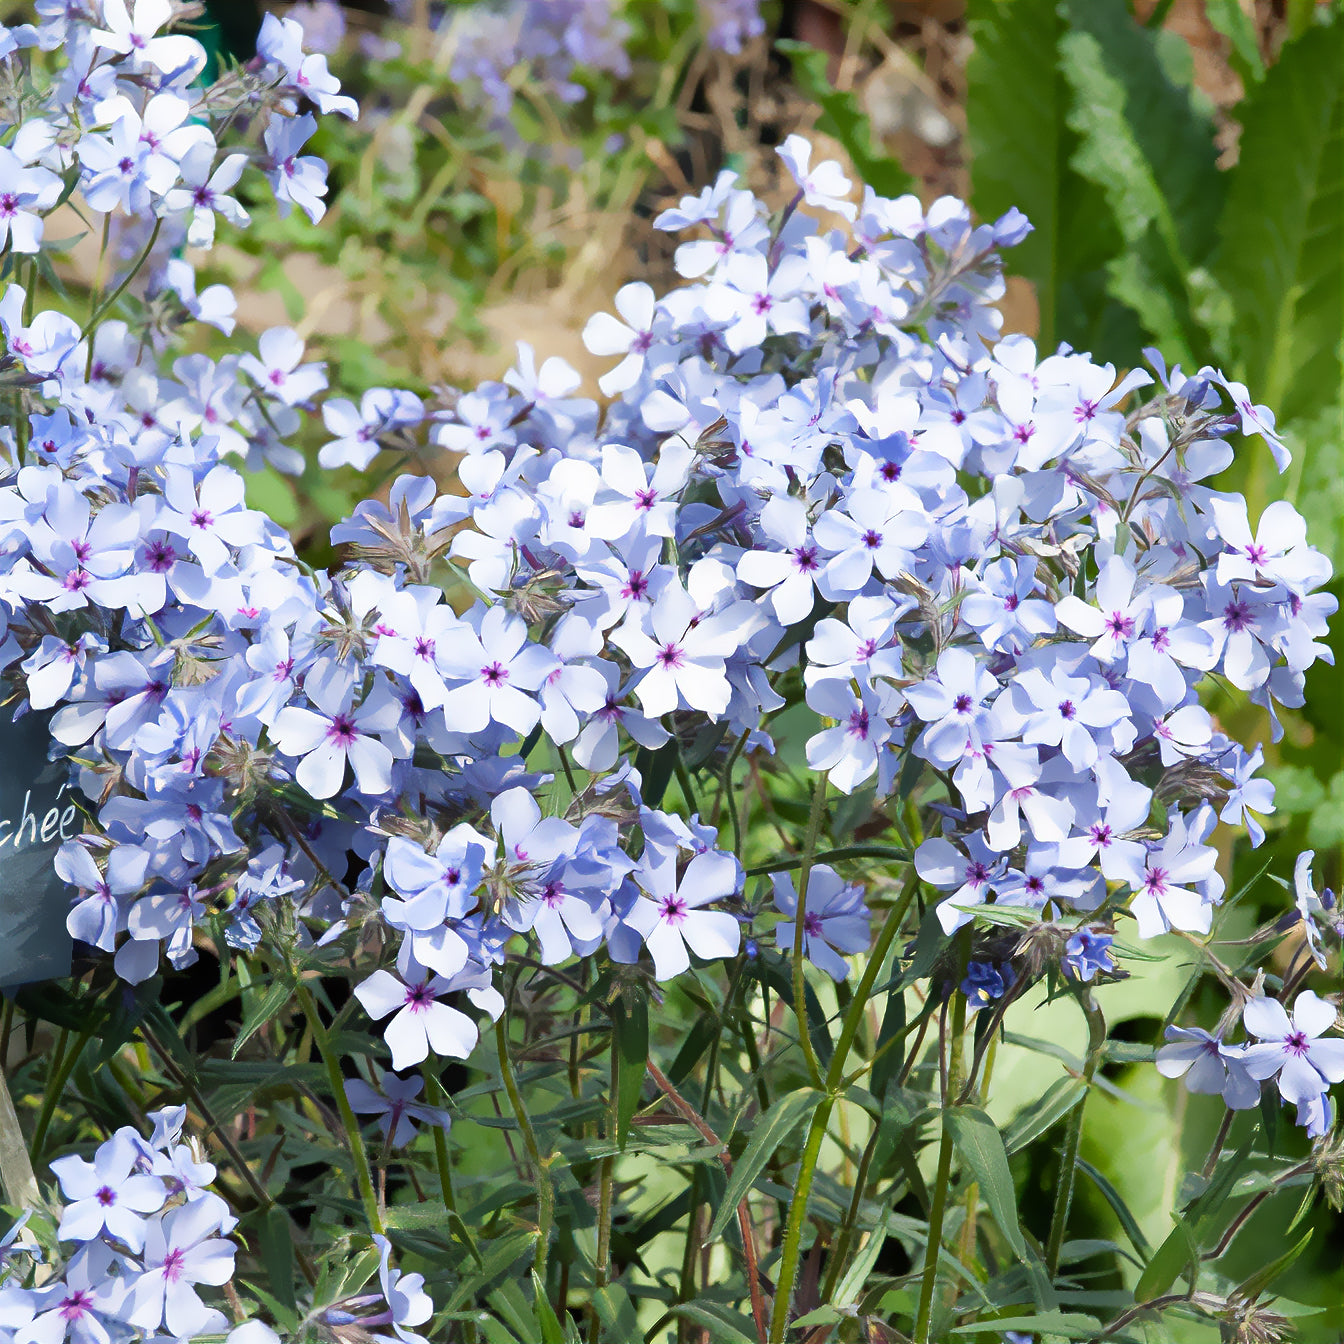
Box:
966 0 1143 359
1057 0 1223 370
1215 16 1344 425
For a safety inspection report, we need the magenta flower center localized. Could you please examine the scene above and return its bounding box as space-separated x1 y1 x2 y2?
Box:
326 713 358 746
659 895 688 925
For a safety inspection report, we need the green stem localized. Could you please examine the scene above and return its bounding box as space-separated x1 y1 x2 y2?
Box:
674 754 700 816
421 1066 458 1213
914 1116 956 1344
767 1091 835 1343
820 1119 883 1303
914 987 967 1344
826 880 919 1090
495 1015 554 1286
769 877 919 1341
294 981 384 1236
82 218 161 376
791 772 829 1091
721 730 750 857
31 1028 88 1161
594 1042 617 1292
1045 990 1106 1278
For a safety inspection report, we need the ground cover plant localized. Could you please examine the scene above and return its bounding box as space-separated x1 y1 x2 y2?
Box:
0 4 1339 1344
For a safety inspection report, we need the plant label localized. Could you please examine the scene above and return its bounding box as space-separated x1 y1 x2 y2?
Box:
0 710 76 988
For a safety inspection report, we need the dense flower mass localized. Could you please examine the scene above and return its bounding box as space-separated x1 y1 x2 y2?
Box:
0 1109 423 1344
0 7 1338 1333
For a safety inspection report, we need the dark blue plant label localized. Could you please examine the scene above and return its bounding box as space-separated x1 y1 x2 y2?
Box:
0 710 76 988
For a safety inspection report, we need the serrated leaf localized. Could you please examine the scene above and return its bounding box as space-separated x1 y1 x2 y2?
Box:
706 1087 823 1244
1056 0 1222 366
1215 18 1344 421
945 1106 1027 1262
966 0 1141 356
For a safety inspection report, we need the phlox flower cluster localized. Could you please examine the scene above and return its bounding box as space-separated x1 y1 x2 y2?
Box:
0 1108 431 1344
0 1108 237 1344
0 4 1335 1225
1158 856 1344 1137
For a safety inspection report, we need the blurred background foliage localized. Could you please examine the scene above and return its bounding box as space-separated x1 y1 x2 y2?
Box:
32 0 1341 1330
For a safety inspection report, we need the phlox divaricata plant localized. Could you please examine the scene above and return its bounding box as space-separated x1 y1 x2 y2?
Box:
0 4 1337 1341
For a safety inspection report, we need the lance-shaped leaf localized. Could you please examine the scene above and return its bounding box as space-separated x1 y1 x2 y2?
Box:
706 1088 823 1243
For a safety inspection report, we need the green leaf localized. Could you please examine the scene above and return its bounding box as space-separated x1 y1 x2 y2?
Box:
778 41 913 199
1074 1159 1151 1257
233 974 295 1058
1237 1227 1313 1303
871 987 906 1102
706 1088 823 1243
670 1303 758 1344
445 1231 537 1311
966 0 1068 348
951 1312 1101 1338
256 1209 296 1314
590 1283 639 1340
1204 0 1265 85
966 0 1140 356
609 994 647 1152
1003 1076 1086 1154
1133 1215 1198 1301
530 1272 564 1344
1056 0 1222 366
832 1206 897 1307
945 1105 1027 1262
1215 18 1344 420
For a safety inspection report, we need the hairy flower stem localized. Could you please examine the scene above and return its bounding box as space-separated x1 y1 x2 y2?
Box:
1045 990 1107 1278
294 981 385 1237
769 878 920 1343
914 985 967 1344
792 771 830 1090
768 1095 834 1344
495 1014 555 1288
